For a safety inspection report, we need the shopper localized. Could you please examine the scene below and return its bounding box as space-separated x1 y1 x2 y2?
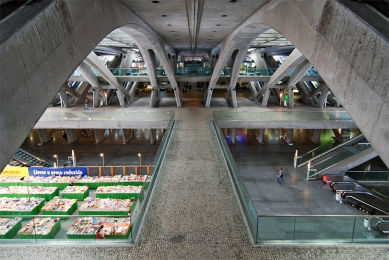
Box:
84 98 89 110
96 225 106 239
275 168 285 184
68 177 74 186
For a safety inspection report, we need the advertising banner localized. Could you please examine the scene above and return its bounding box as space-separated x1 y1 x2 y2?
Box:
28 167 88 177
0 167 29 177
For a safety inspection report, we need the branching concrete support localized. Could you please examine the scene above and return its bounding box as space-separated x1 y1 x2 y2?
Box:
317 87 330 108
143 49 160 108
78 62 105 108
288 87 294 108
121 129 131 144
255 49 306 106
261 89 271 107
231 129 237 144
249 82 260 105
65 129 77 144
116 89 126 107
94 129 105 144
310 129 321 144
59 87 69 108
227 50 245 108
129 82 139 103
84 52 130 102
37 129 53 144
150 129 156 144
285 60 311 108
256 129 265 144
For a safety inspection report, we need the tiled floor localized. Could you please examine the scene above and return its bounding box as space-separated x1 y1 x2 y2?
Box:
3 89 387 259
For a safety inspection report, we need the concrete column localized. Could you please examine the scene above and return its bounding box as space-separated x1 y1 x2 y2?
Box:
311 129 321 144
231 129 237 144
129 82 139 103
256 129 265 144
65 129 77 144
317 87 330 108
249 81 260 105
92 88 99 108
121 129 131 144
261 88 271 107
284 129 293 144
150 129 156 144
37 129 53 144
94 129 105 144
116 89 126 107
58 87 69 108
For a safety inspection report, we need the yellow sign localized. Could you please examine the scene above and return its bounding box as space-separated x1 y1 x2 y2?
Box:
0 167 28 177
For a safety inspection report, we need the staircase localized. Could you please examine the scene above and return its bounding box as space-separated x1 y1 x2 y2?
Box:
298 134 373 178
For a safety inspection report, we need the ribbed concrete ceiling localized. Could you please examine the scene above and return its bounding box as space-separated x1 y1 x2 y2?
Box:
114 0 293 56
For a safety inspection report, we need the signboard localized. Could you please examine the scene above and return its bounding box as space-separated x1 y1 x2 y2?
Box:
28 167 88 177
0 167 29 177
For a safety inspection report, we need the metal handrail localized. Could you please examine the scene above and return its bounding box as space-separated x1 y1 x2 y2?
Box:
344 195 389 215
297 133 364 168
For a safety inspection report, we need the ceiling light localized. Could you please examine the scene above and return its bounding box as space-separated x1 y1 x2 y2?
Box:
230 0 237 2
167 24 172 26
216 24 221 26
222 15 227 17
152 1 159 3
171 31 175 32
161 15 167 17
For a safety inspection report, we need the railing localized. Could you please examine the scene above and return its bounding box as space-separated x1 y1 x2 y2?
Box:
213 116 258 242
72 67 321 78
297 133 364 167
0 113 175 244
257 215 389 243
344 171 389 182
84 165 151 177
130 115 175 242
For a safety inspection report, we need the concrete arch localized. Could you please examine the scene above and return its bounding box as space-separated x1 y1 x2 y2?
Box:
0 0 178 170
209 0 389 166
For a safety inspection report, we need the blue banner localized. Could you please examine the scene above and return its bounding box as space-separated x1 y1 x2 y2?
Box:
28 167 88 177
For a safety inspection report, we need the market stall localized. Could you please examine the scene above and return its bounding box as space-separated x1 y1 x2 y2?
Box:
96 185 142 199
0 186 59 201
17 217 61 239
66 217 131 239
41 196 78 216
74 175 149 188
61 186 89 200
78 198 134 216
0 197 45 216
0 218 22 239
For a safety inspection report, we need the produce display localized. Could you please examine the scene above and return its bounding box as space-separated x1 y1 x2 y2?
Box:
66 217 131 239
17 217 60 238
76 174 148 183
61 185 89 200
62 186 88 193
41 196 77 214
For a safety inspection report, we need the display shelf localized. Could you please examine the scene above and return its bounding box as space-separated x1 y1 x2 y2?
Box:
17 217 61 239
0 218 22 239
0 197 45 216
96 185 142 199
41 196 78 216
61 186 89 201
74 174 148 188
66 217 131 239
0 186 59 201
78 198 134 216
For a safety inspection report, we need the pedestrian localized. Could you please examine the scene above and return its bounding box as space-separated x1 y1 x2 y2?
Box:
275 168 285 184
84 98 89 110
96 225 106 239
68 177 74 186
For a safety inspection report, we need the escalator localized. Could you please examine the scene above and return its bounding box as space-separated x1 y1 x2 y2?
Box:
11 145 55 167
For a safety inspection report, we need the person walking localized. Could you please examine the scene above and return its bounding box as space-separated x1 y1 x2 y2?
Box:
84 98 89 110
275 168 285 184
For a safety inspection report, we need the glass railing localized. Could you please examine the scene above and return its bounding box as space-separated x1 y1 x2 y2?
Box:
72 67 320 78
344 171 389 182
257 215 389 243
213 117 258 242
0 113 175 244
130 114 175 242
